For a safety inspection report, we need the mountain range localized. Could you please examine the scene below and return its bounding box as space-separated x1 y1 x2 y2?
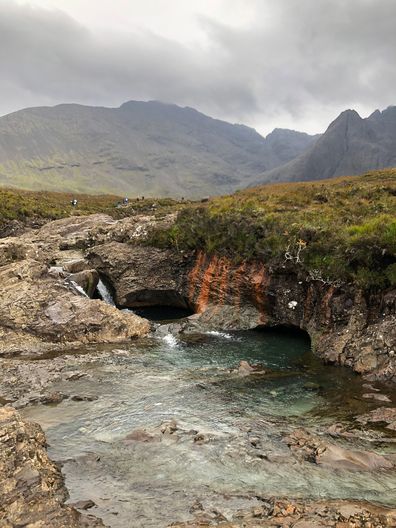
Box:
254 106 396 185
0 101 315 197
0 100 395 197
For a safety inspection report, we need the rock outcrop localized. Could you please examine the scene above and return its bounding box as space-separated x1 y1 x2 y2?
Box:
0 407 103 527
87 243 190 307
0 210 394 379
87 245 396 382
0 214 150 356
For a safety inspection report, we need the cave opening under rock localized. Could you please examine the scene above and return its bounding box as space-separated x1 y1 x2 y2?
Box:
131 305 194 321
253 324 312 351
93 277 194 321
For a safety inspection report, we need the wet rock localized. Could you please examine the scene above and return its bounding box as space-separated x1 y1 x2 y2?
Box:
317 442 393 471
70 499 96 510
0 407 104 527
362 392 392 402
66 371 88 381
170 497 396 527
236 360 267 376
362 383 380 392
193 433 206 444
326 423 357 439
70 394 98 402
303 381 322 391
160 418 178 435
356 406 396 431
124 429 159 443
40 391 68 405
69 269 99 298
284 428 394 471
249 436 261 448
63 259 90 274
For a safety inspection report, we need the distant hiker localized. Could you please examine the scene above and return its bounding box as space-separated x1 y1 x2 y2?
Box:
71 198 78 207
123 197 129 205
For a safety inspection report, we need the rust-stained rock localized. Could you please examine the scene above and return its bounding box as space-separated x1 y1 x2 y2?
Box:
87 242 395 382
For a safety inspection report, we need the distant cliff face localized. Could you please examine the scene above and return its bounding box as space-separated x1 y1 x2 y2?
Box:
255 106 396 184
0 100 315 198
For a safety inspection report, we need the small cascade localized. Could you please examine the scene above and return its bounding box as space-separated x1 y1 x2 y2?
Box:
69 280 89 298
97 279 116 306
162 333 178 348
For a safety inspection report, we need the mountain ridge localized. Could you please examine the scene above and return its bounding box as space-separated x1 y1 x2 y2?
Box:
253 106 396 185
0 100 316 197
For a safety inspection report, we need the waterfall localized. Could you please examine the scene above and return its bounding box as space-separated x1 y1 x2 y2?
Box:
69 280 89 298
97 279 116 306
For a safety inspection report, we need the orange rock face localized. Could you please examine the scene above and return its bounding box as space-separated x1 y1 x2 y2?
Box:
188 252 269 322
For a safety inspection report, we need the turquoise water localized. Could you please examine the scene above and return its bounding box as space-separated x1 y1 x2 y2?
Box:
23 329 396 527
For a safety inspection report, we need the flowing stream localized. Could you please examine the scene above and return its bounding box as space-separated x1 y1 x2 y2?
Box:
23 325 396 527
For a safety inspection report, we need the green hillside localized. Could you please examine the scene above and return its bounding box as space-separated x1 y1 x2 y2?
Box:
0 100 315 198
149 169 396 290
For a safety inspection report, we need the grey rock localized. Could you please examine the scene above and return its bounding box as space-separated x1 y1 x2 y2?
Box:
254 106 396 185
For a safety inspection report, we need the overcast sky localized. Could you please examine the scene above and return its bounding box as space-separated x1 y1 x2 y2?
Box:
1 0 395 135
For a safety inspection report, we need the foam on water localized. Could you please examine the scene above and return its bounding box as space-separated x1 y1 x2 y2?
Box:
206 330 233 339
162 333 178 348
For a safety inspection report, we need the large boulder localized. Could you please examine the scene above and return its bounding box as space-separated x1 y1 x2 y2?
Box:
87 242 190 308
0 259 149 356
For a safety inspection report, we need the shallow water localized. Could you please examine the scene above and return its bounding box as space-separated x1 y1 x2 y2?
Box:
23 328 396 527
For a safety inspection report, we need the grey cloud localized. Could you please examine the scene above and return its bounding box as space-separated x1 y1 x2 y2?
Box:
1 1 396 134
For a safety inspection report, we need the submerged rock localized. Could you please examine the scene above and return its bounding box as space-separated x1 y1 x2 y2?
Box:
124 429 160 443
236 360 267 376
284 428 394 471
356 406 396 431
303 381 322 391
362 392 392 402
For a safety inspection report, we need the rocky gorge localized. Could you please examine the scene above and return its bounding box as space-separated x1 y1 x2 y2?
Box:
0 208 395 527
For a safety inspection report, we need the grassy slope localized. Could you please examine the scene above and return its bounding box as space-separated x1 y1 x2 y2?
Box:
1 169 395 290
0 188 185 226
149 169 396 290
